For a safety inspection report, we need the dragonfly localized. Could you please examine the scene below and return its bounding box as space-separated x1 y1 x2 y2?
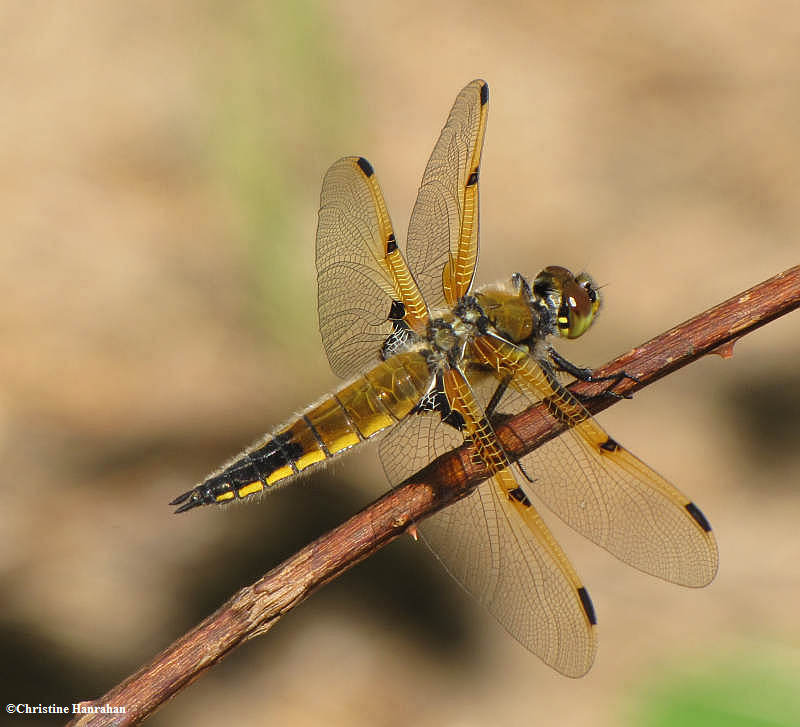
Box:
171 80 718 677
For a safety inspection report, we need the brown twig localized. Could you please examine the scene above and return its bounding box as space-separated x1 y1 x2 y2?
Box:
68 266 800 727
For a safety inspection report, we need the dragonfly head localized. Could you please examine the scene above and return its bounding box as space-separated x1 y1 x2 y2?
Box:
533 266 601 340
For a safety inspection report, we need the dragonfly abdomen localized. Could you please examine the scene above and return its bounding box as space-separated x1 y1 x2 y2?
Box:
171 351 432 513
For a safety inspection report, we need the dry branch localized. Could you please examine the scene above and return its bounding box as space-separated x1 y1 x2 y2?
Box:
68 266 800 727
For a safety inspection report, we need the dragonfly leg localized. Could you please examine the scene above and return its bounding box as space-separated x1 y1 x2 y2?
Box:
515 459 536 484
483 374 538 485
547 347 639 400
484 374 512 419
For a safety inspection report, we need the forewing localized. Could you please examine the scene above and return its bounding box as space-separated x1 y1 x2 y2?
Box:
317 156 428 379
406 79 489 309
473 336 719 588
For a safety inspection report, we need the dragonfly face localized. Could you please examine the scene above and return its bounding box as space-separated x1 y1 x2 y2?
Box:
534 266 602 340
171 80 718 677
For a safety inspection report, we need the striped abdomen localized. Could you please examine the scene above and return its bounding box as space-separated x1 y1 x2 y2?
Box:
171 352 432 512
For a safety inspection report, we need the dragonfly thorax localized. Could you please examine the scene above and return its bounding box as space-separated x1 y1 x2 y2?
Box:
469 267 601 348
474 282 536 345
424 300 486 368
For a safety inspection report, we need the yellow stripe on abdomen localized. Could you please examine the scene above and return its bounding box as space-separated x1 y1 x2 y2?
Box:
172 352 432 512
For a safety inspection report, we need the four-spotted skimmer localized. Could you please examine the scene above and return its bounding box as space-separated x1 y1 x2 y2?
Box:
171 80 718 676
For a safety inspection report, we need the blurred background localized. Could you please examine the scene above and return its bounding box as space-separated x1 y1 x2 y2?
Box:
2 2 799 725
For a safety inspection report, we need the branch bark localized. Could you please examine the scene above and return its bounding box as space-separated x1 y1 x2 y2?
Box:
68 266 800 726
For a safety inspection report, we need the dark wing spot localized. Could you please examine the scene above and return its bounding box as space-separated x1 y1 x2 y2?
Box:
356 157 374 177
480 82 489 105
685 502 712 532
577 587 597 625
442 408 466 430
467 169 479 186
381 300 416 360
508 486 532 507
412 373 465 431
380 322 415 360
387 299 406 321
386 233 398 253
600 437 619 452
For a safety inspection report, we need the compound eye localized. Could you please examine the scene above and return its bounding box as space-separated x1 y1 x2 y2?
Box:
559 274 601 339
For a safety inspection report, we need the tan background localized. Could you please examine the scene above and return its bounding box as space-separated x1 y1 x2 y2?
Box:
2 2 799 725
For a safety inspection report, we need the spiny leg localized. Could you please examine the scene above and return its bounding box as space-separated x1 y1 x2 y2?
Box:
481 373 538 486
484 374 512 420
547 347 639 400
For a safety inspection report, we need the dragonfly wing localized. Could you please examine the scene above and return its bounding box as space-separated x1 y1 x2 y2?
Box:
380 367 597 676
379 407 463 487
406 79 489 309
317 156 428 379
420 470 598 677
471 335 719 587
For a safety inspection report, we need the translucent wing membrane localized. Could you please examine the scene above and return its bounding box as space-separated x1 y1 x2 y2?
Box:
316 79 488 377
316 157 428 379
379 408 464 487
471 335 719 587
380 369 597 676
420 472 597 677
407 79 489 309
